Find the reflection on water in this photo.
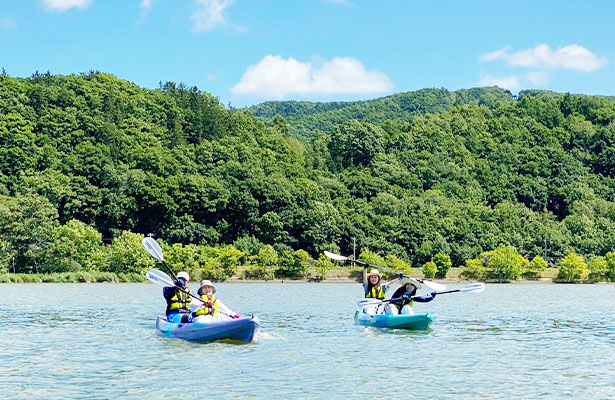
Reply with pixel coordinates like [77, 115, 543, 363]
[1, 282, 615, 399]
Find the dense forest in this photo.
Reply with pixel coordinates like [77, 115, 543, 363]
[2, 71, 615, 282]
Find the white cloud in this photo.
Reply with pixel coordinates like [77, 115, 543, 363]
[478, 75, 520, 91]
[0, 16, 17, 29]
[42, 0, 92, 12]
[325, 0, 353, 5]
[230, 55, 393, 98]
[140, 0, 154, 10]
[480, 44, 607, 72]
[190, 0, 232, 32]
[525, 71, 551, 86]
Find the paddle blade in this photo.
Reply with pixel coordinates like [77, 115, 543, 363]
[460, 282, 485, 294]
[418, 279, 447, 291]
[357, 299, 382, 307]
[142, 237, 164, 262]
[146, 269, 175, 288]
[324, 251, 349, 262]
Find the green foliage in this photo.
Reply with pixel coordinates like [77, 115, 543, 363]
[384, 254, 412, 276]
[587, 256, 607, 281]
[461, 258, 486, 280]
[249, 245, 278, 280]
[107, 231, 155, 274]
[43, 219, 103, 273]
[557, 253, 588, 281]
[605, 251, 615, 281]
[0, 192, 58, 273]
[276, 249, 312, 279]
[313, 254, 334, 280]
[358, 249, 385, 271]
[481, 245, 528, 281]
[3, 72, 615, 280]
[432, 253, 452, 278]
[422, 261, 437, 279]
[524, 255, 548, 279]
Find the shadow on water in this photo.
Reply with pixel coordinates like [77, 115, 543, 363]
[357, 325, 433, 337]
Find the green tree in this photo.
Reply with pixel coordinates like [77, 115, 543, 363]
[277, 249, 311, 279]
[385, 254, 412, 276]
[422, 261, 437, 279]
[0, 193, 58, 273]
[605, 251, 615, 281]
[43, 219, 103, 273]
[107, 231, 155, 274]
[481, 245, 528, 281]
[358, 249, 385, 272]
[588, 256, 607, 281]
[461, 258, 486, 280]
[432, 253, 452, 278]
[557, 253, 588, 281]
[314, 254, 334, 280]
[524, 255, 548, 280]
[253, 245, 278, 280]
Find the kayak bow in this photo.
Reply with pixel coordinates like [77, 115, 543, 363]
[155, 315, 260, 343]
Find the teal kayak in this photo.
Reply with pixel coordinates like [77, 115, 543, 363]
[156, 315, 260, 343]
[354, 310, 433, 330]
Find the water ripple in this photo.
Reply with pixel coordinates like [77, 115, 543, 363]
[1, 283, 615, 399]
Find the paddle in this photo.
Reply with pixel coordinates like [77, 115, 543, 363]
[146, 269, 236, 318]
[142, 237, 178, 281]
[324, 251, 447, 291]
[357, 282, 485, 307]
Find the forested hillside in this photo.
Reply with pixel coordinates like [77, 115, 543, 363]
[249, 87, 515, 137]
[2, 71, 615, 280]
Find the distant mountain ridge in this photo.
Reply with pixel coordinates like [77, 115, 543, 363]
[248, 87, 515, 135]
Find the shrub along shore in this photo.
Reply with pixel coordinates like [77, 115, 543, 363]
[0, 267, 588, 284]
[1, 233, 612, 284]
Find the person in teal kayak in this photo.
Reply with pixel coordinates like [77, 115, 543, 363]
[388, 278, 436, 315]
[163, 271, 193, 323]
[363, 268, 396, 299]
[192, 280, 240, 322]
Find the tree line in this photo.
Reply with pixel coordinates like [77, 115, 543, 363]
[2, 70, 615, 282]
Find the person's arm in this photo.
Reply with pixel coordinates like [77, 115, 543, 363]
[163, 286, 175, 300]
[362, 267, 368, 283]
[412, 292, 437, 303]
[383, 278, 398, 288]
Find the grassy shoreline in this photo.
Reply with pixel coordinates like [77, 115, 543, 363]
[1, 267, 599, 284]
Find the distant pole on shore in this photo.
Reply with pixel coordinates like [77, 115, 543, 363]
[352, 237, 356, 268]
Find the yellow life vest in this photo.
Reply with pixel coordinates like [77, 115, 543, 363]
[167, 287, 191, 313]
[366, 286, 385, 300]
[193, 294, 220, 316]
[396, 297, 414, 311]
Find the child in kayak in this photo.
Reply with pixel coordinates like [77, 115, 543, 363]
[163, 271, 193, 323]
[363, 268, 397, 299]
[191, 280, 241, 322]
[387, 278, 436, 315]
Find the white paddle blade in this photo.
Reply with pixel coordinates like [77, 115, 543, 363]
[146, 269, 175, 288]
[357, 299, 382, 307]
[324, 251, 349, 262]
[460, 282, 485, 294]
[142, 237, 165, 262]
[418, 279, 447, 291]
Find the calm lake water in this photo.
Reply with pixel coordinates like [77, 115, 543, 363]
[1, 282, 614, 399]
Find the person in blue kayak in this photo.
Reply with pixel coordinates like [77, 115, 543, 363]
[191, 280, 240, 322]
[388, 278, 436, 315]
[163, 271, 193, 323]
[363, 268, 397, 299]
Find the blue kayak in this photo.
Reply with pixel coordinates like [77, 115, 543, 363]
[156, 315, 260, 343]
[354, 310, 433, 330]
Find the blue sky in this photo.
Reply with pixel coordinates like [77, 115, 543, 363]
[1, 0, 613, 107]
